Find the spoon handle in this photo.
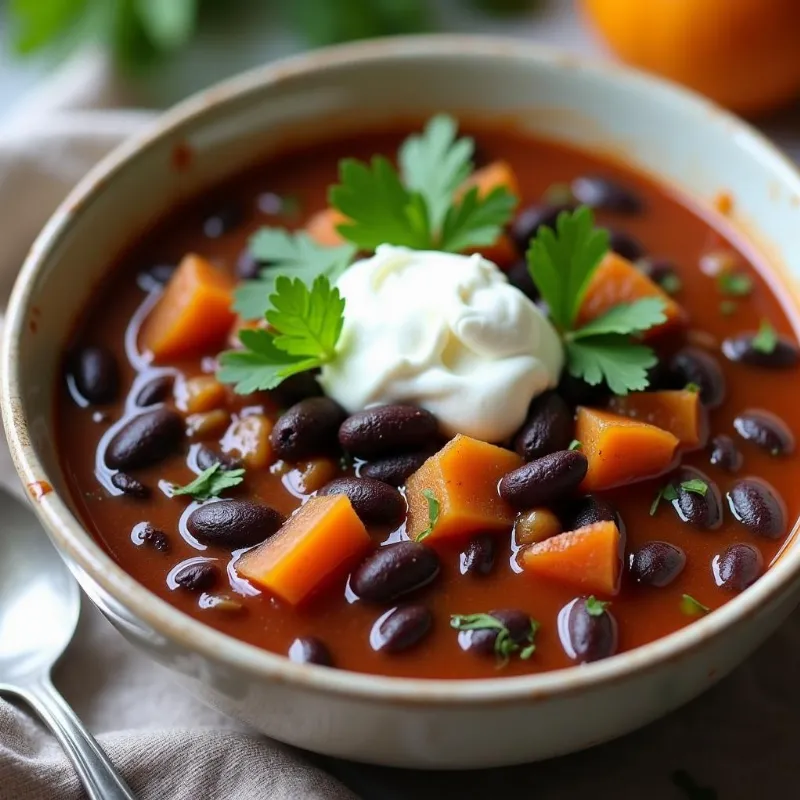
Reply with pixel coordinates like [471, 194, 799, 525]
[14, 677, 137, 800]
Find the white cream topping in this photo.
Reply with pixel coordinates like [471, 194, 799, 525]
[319, 245, 564, 442]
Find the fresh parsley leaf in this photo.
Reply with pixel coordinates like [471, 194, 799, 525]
[752, 319, 778, 354]
[719, 300, 738, 316]
[567, 298, 666, 340]
[233, 228, 355, 320]
[585, 596, 609, 616]
[136, 0, 197, 50]
[680, 478, 708, 496]
[680, 594, 710, 617]
[218, 275, 345, 394]
[718, 272, 753, 297]
[329, 156, 431, 250]
[399, 114, 474, 233]
[416, 489, 440, 542]
[568, 439, 582, 451]
[438, 185, 517, 253]
[684, 382, 700, 393]
[450, 612, 538, 667]
[526, 206, 610, 330]
[566, 336, 657, 396]
[650, 483, 678, 515]
[171, 463, 245, 501]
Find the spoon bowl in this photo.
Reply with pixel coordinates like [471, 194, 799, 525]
[0, 486, 79, 685]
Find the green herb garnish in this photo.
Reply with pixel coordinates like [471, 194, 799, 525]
[719, 299, 738, 316]
[684, 382, 700, 393]
[680, 594, 710, 617]
[718, 272, 753, 297]
[526, 207, 666, 395]
[330, 114, 517, 252]
[680, 478, 708, 497]
[585, 596, 610, 616]
[450, 613, 539, 666]
[170, 463, 245, 501]
[752, 319, 778, 354]
[218, 274, 345, 394]
[659, 272, 682, 295]
[415, 489, 440, 542]
[650, 483, 678, 515]
[233, 229, 355, 320]
[568, 439, 582, 451]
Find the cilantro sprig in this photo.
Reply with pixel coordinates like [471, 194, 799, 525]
[415, 489, 441, 542]
[680, 594, 710, 617]
[650, 478, 708, 515]
[526, 207, 666, 395]
[218, 275, 345, 394]
[450, 612, 539, 667]
[753, 320, 778, 354]
[171, 463, 245, 501]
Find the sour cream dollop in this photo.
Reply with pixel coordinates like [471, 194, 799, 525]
[319, 245, 564, 442]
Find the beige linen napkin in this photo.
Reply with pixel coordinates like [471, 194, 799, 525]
[0, 51, 355, 800]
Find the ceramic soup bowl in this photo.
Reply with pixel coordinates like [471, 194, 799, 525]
[4, 37, 800, 769]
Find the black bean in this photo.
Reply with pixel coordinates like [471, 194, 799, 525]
[499, 450, 588, 510]
[733, 409, 794, 456]
[350, 541, 440, 603]
[670, 467, 723, 530]
[457, 609, 534, 656]
[235, 249, 264, 280]
[513, 391, 573, 461]
[188, 499, 283, 549]
[712, 544, 763, 592]
[571, 176, 643, 214]
[269, 371, 322, 408]
[174, 562, 219, 592]
[70, 345, 119, 405]
[338, 405, 439, 460]
[510, 203, 574, 250]
[270, 397, 346, 461]
[105, 408, 184, 471]
[360, 451, 431, 487]
[460, 534, 496, 577]
[608, 229, 646, 261]
[111, 472, 150, 498]
[709, 434, 743, 473]
[506, 259, 539, 301]
[629, 541, 686, 587]
[140, 524, 169, 552]
[135, 374, 174, 407]
[557, 371, 611, 408]
[722, 332, 799, 368]
[288, 636, 333, 666]
[669, 347, 726, 408]
[558, 494, 618, 531]
[727, 478, 785, 539]
[370, 605, 432, 653]
[317, 476, 406, 526]
[193, 445, 240, 473]
[557, 597, 618, 663]
[203, 203, 242, 238]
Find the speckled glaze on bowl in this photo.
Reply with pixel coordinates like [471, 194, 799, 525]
[4, 37, 800, 769]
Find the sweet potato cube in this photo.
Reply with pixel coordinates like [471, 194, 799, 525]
[518, 520, 622, 596]
[608, 390, 706, 449]
[405, 435, 522, 542]
[459, 160, 520, 200]
[576, 407, 679, 491]
[236, 494, 371, 606]
[141, 254, 236, 361]
[577, 252, 687, 339]
[306, 208, 348, 247]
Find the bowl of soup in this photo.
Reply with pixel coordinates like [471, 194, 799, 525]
[3, 36, 800, 768]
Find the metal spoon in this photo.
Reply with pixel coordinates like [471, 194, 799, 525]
[0, 485, 136, 799]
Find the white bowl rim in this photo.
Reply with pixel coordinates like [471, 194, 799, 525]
[4, 34, 800, 707]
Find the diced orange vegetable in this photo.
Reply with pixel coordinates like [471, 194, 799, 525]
[178, 375, 227, 414]
[236, 494, 371, 606]
[577, 252, 687, 339]
[406, 435, 522, 542]
[469, 234, 518, 270]
[576, 406, 679, 490]
[306, 208, 348, 247]
[459, 160, 520, 200]
[608, 390, 706, 449]
[141, 254, 236, 361]
[221, 415, 274, 469]
[518, 520, 622, 596]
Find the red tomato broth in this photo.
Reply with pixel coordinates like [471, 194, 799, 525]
[56, 123, 800, 679]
